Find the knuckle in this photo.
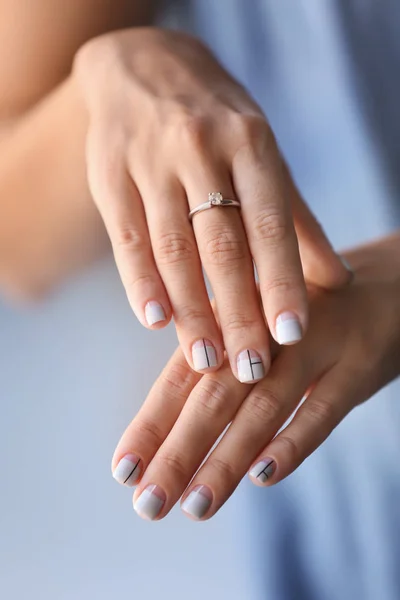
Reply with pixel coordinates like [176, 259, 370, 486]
[206, 455, 236, 487]
[194, 379, 229, 419]
[161, 363, 198, 397]
[234, 114, 276, 156]
[176, 113, 209, 150]
[174, 305, 209, 326]
[260, 273, 300, 297]
[303, 398, 337, 426]
[204, 228, 246, 267]
[156, 231, 196, 266]
[156, 452, 187, 480]
[275, 434, 299, 463]
[251, 210, 288, 245]
[224, 311, 258, 332]
[114, 225, 147, 253]
[243, 388, 282, 422]
[135, 417, 165, 450]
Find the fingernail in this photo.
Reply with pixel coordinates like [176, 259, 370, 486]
[134, 485, 166, 520]
[113, 454, 141, 487]
[145, 301, 166, 326]
[340, 256, 355, 281]
[276, 312, 302, 345]
[181, 485, 213, 520]
[192, 339, 218, 371]
[249, 459, 276, 484]
[237, 349, 265, 383]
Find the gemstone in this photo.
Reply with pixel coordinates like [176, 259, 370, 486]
[209, 192, 223, 205]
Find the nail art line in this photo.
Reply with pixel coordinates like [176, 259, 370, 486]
[123, 458, 141, 484]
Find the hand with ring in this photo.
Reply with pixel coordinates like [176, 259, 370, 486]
[74, 28, 351, 381]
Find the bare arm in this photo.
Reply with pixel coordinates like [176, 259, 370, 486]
[0, 0, 156, 300]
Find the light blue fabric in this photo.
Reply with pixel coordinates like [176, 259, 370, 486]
[161, 1, 400, 599]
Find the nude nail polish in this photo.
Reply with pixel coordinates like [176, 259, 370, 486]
[181, 485, 213, 520]
[192, 339, 218, 371]
[237, 350, 265, 383]
[249, 459, 276, 483]
[113, 454, 141, 487]
[134, 485, 166, 520]
[276, 312, 302, 345]
[145, 301, 166, 326]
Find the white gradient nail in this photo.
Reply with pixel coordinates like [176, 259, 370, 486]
[113, 454, 141, 487]
[249, 459, 276, 483]
[192, 339, 218, 371]
[181, 485, 213, 520]
[237, 350, 265, 383]
[145, 301, 166, 326]
[276, 312, 302, 345]
[134, 485, 166, 520]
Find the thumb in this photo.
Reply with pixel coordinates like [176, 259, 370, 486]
[284, 162, 353, 289]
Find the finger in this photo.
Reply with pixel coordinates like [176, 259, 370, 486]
[132, 361, 249, 520]
[86, 129, 171, 329]
[133, 170, 224, 374]
[111, 346, 200, 487]
[285, 161, 354, 288]
[178, 345, 315, 520]
[249, 364, 361, 486]
[179, 143, 270, 383]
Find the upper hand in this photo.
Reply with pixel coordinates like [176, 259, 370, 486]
[74, 28, 350, 380]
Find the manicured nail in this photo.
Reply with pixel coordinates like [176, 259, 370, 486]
[134, 485, 166, 520]
[340, 256, 355, 281]
[113, 454, 141, 487]
[276, 312, 302, 345]
[192, 339, 218, 371]
[237, 349, 265, 383]
[181, 485, 213, 520]
[145, 301, 166, 326]
[249, 459, 276, 484]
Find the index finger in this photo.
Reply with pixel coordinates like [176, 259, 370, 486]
[111, 347, 199, 487]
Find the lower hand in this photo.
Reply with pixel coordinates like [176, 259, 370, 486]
[111, 233, 400, 520]
[74, 28, 350, 380]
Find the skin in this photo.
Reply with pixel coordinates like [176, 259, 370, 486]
[112, 232, 400, 520]
[0, 1, 348, 381]
[75, 28, 351, 379]
[0, 0, 155, 299]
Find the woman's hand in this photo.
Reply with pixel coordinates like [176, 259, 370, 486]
[74, 28, 350, 380]
[111, 233, 400, 520]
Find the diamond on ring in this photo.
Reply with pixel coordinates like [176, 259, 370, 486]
[209, 192, 223, 206]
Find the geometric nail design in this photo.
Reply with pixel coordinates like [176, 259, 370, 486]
[145, 301, 166, 326]
[249, 459, 276, 484]
[181, 485, 213, 520]
[192, 339, 218, 371]
[113, 454, 142, 487]
[275, 312, 302, 345]
[237, 349, 265, 383]
[133, 484, 166, 520]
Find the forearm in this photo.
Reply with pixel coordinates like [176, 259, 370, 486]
[0, 75, 108, 300]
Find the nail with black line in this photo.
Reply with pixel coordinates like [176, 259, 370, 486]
[249, 459, 276, 484]
[192, 339, 218, 371]
[113, 454, 142, 487]
[237, 349, 265, 383]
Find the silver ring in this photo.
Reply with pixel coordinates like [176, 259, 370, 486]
[189, 192, 241, 222]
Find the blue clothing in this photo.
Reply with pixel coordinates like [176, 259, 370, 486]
[162, 1, 400, 599]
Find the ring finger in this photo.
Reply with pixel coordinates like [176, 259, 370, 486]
[181, 157, 271, 383]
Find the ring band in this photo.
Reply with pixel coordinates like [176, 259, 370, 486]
[189, 192, 241, 222]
